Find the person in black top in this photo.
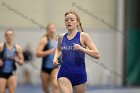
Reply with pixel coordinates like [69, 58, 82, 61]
[22, 44, 33, 84]
[36, 24, 59, 93]
[0, 29, 24, 93]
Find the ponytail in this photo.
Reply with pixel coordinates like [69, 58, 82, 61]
[79, 22, 84, 32]
[43, 32, 49, 38]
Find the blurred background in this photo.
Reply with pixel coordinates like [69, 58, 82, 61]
[0, 0, 140, 93]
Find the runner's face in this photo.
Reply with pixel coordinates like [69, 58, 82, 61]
[65, 13, 79, 31]
[5, 31, 14, 43]
[48, 25, 56, 36]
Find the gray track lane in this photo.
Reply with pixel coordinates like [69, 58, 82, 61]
[11, 85, 140, 93]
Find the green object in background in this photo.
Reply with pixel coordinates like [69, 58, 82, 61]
[126, 0, 140, 86]
[127, 29, 140, 85]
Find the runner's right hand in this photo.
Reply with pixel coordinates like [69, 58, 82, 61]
[49, 49, 55, 54]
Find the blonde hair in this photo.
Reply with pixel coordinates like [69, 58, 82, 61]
[65, 10, 84, 32]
